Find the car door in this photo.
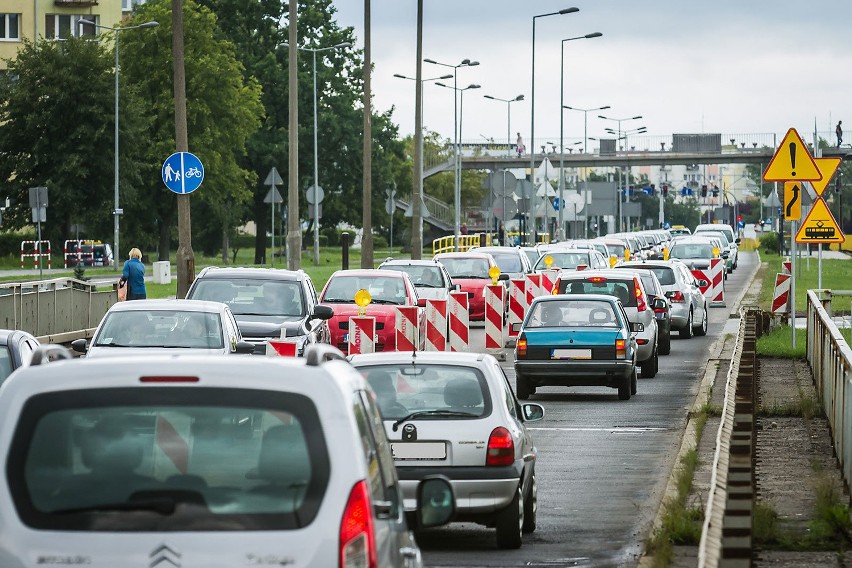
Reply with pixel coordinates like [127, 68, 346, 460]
[678, 264, 704, 318]
[303, 275, 329, 344]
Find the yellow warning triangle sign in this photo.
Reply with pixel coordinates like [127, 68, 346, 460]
[810, 157, 841, 196]
[795, 198, 844, 243]
[763, 128, 822, 182]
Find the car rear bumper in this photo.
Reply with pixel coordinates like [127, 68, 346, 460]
[397, 465, 521, 514]
[515, 359, 633, 387]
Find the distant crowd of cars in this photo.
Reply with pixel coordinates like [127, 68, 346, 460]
[0, 222, 740, 564]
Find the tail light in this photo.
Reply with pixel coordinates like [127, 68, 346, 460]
[615, 339, 626, 359]
[339, 481, 377, 568]
[589, 276, 607, 283]
[634, 277, 647, 312]
[516, 335, 527, 359]
[669, 291, 685, 303]
[486, 426, 515, 466]
[637, 338, 649, 345]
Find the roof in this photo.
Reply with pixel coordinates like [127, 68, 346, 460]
[557, 269, 642, 281]
[378, 259, 443, 267]
[105, 299, 230, 314]
[530, 293, 619, 305]
[433, 252, 494, 260]
[329, 268, 408, 279]
[196, 267, 304, 281]
[349, 350, 491, 366]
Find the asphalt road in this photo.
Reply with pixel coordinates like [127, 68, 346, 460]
[418, 253, 758, 568]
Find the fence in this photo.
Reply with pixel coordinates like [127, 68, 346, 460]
[20, 240, 51, 269]
[432, 234, 495, 256]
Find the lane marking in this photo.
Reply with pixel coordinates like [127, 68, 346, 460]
[528, 426, 669, 433]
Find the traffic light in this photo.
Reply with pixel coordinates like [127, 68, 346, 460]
[712, 185, 720, 197]
[662, 185, 668, 198]
[700, 185, 708, 198]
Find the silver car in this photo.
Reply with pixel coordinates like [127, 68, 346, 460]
[0, 345, 454, 567]
[533, 246, 609, 271]
[554, 269, 660, 378]
[350, 350, 544, 550]
[378, 258, 456, 306]
[617, 260, 708, 338]
[469, 246, 533, 280]
[695, 223, 739, 269]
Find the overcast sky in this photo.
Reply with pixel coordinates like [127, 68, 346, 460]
[332, 1, 852, 150]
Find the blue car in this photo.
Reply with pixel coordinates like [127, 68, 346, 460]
[514, 294, 642, 401]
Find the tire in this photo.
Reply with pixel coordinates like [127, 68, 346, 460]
[618, 373, 631, 400]
[679, 310, 694, 339]
[640, 347, 658, 378]
[694, 305, 708, 336]
[522, 472, 537, 534]
[516, 376, 531, 400]
[630, 368, 638, 395]
[659, 330, 671, 355]
[496, 485, 524, 549]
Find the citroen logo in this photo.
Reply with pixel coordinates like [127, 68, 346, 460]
[149, 544, 181, 568]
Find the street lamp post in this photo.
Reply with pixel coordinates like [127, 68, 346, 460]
[282, 42, 351, 266]
[79, 19, 159, 269]
[484, 93, 524, 239]
[424, 58, 478, 250]
[564, 104, 609, 237]
[599, 114, 643, 231]
[530, 7, 578, 246]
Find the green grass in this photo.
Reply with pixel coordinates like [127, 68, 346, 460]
[756, 325, 852, 359]
[758, 252, 852, 313]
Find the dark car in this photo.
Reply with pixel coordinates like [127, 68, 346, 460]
[185, 267, 333, 355]
[0, 329, 40, 385]
[614, 267, 672, 355]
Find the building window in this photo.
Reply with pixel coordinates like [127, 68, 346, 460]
[45, 14, 98, 39]
[123, 0, 147, 11]
[0, 14, 20, 41]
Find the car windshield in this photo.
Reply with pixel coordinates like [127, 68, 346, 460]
[523, 250, 541, 266]
[527, 299, 620, 328]
[436, 257, 490, 279]
[11, 388, 328, 530]
[620, 265, 675, 286]
[670, 243, 714, 259]
[191, 279, 305, 317]
[558, 277, 638, 308]
[322, 275, 408, 304]
[487, 252, 524, 273]
[606, 243, 626, 257]
[355, 364, 491, 420]
[380, 265, 444, 288]
[94, 310, 225, 349]
[534, 251, 591, 270]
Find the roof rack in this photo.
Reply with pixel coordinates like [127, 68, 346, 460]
[30, 345, 73, 366]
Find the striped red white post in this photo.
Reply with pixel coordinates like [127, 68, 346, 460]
[709, 258, 725, 306]
[782, 260, 792, 275]
[266, 339, 298, 357]
[395, 306, 419, 352]
[539, 269, 559, 296]
[508, 278, 526, 337]
[525, 274, 542, 305]
[348, 316, 376, 355]
[424, 299, 448, 352]
[690, 269, 712, 296]
[771, 273, 792, 314]
[448, 291, 470, 352]
[484, 284, 505, 351]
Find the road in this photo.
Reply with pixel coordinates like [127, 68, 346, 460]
[418, 253, 758, 568]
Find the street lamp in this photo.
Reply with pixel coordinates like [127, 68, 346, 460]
[564, 104, 609, 236]
[483, 93, 524, 237]
[599, 114, 643, 231]
[529, 7, 579, 245]
[282, 41, 351, 266]
[424, 58, 479, 250]
[557, 32, 602, 241]
[79, 19, 159, 269]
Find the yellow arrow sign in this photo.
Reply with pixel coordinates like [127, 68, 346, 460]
[795, 198, 844, 243]
[783, 181, 802, 221]
[811, 157, 842, 196]
[763, 128, 822, 182]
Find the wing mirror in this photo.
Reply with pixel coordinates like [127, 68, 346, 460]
[235, 341, 256, 354]
[498, 273, 510, 281]
[652, 298, 667, 310]
[697, 279, 709, 288]
[71, 338, 88, 353]
[452, 283, 461, 291]
[735, 238, 741, 244]
[312, 305, 335, 320]
[630, 322, 645, 333]
[414, 476, 456, 529]
[721, 251, 729, 258]
[522, 403, 545, 422]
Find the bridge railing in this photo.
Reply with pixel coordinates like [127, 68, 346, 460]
[0, 278, 117, 342]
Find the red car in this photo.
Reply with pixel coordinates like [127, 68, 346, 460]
[319, 269, 421, 352]
[433, 252, 500, 321]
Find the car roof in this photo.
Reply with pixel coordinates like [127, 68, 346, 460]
[196, 267, 304, 281]
[557, 269, 641, 281]
[378, 259, 443, 267]
[531, 293, 619, 305]
[329, 268, 408, 278]
[349, 350, 494, 366]
[471, 246, 522, 254]
[433, 252, 493, 260]
[105, 299, 230, 313]
[619, 260, 679, 269]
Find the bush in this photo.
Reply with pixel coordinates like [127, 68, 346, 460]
[0, 231, 37, 257]
[759, 231, 779, 254]
[321, 227, 340, 247]
[373, 234, 389, 249]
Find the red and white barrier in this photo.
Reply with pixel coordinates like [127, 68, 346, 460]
[395, 307, 419, 352]
[782, 260, 792, 275]
[154, 414, 190, 477]
[484, 284, 505, 351]
[20, 240, 51, 270]
[771, 273, 791, 314]
[709, 258, 725, 307]
[508, 278, 527, 337]
[448, 291, 470, 352]
[266, 339, 298, 357]
[539, 269, 559, 296]
[690, 268, 712, 297]
[525, 274, 542, 304]
[424, 299, 448, 352]
[348, 316, 376, 355]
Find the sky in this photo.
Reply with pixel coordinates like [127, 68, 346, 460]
[332, 1, 852, 151]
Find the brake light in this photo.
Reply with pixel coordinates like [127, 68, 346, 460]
[669, 291, 685, 303]
[339, 480, 377, 568]
[589, 276, 607, 283]
[637, 338, 649, 345]
[516, 335, 527, 359]
[140, 376, 200, 383]
[634, 277, 647, 312]
[615, 339, 626, 359]
[486, 426, 515, 466]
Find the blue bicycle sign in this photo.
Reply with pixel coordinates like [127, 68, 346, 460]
[162, 152, 204, 194]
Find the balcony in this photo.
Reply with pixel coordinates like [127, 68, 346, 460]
[54, 0, 99, 6]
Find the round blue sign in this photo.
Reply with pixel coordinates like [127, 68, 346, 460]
[162, 152, 204, 194]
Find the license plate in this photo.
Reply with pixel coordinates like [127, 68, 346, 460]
[391, 442, 447, 461]
[551, 348, 592, 360]
[342, 333, 348, 342]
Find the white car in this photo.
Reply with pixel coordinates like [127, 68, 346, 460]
[349, 350, 544, 550]
[0, 345, 454, 567]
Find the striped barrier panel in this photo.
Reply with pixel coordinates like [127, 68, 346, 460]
[20, 240, 51, 269]
[508, 278, 526, 337]
[691, 268, 712, 297]
[266, 339, 298, 357]
[448, 291, 470, 352]
[771, 273, 791, 314]
[539, 269, 559, 295]
[484, 284, 505, 351]
[709, 258, 726, 307]
[395, 306, 420, 352]
[154, 414, 192, 477]
[782, 260, 792, 275]
[348, 316, 376, 355]
[525, 274, 542, 305]
[424, 299, 448, 352]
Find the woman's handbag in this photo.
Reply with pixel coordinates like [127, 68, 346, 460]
[117, 279, 128, 302]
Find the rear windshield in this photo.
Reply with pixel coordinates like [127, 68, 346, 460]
[527, 299, 620, 328]
[696, 231, 730, 246]
[558, 277, 637, 307]
[355, 364, 492, 421]
[380, 264, 444, 288]
[523, 250, 541, 266]
[488, 252, 524, 273]
[9, 388, 329, 531]
[94, 310, 225, 349]
[323, 275, 408, 305]
[436, 257, 490, 279]
[617, 265, 675, 286]
[606, 243, 626, 257]
[670, 243, 714, 259]
[190, 279, 305, 317]
[534, 251, 591, 270]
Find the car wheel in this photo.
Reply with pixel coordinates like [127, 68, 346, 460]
[679, 310, 694, 339]
[695, 305, 708, 336]
[641, 347, 658, 378]
[522, 471, 537, 534]
[630, 368, 638, 395]
[496, 485, 524, 549]
[659, 330, 671, 355]
[516, 376, 531, 400]
[618, 373, 631, 400]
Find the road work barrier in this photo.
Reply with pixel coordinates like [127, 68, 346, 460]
[347, 316, 375, 355]
[266, 339, 298, 357]
[771, 274, 791, 314]
[484, 284, 505, 352]
[709, 258, 725, 307]
[424, 299, 448, 352]
[395, 306, 419, 352]
[508, 278, 526, 337]
[20, 240, 51, 269]
[539, 269, 559, 296]
[448, 291, 470, 352]
[525, 274, 542, 305]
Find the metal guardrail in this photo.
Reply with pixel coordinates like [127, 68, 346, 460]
[432, 234, 494, 256]
[806, 289, 852, 490]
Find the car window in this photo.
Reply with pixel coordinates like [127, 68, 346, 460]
[0, 346, 13, 384]
[191, 279, 305, 317]
[606, 243, 626, 257]
[527, 299, 619, 328]
[487, 252, 524, 273]
[670, 243, 713, 259]
[523, 250, 540, 266]
[10, 388, 329, 531]
[558, 277, 637, 308]
[94, 310, 225, 349]
[323, 275, 408, 305]
[534, 251, 590, 270]
[436, 257, 490, 279]
[382, 264, 444, 288]
[356, 364, 492, 420]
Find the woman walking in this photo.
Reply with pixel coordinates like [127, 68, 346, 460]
[120, 248, 147, 300]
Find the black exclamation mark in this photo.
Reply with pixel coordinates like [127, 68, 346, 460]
[789, 142, 797, 177]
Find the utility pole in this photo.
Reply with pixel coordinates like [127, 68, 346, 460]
[286, 0, 301, 270]
[411, 0, 423, 259]
[361, 0, 373, 268]
[173, 0, 194, 298]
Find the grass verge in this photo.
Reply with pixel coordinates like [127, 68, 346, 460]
[758, 252, 852, 313]
[756, 325, 852, 359]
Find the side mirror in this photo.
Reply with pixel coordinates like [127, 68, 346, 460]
[235, 341, 256, 354]
[697, 279, 709, 288]
[664, 291, 676, 299]
[71, 338, 88, 353]
[735, 238, 741, 244]
[417, 298, 427, 308]
[721, 251, 729, 258]
[630, 322, 645, 333]
[312, 305, 335, 320]
[522, 403, 545, 422]
[498, 273, 510, 282]
[414, 476, 455, 529]
[652, 298, 667, 310]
